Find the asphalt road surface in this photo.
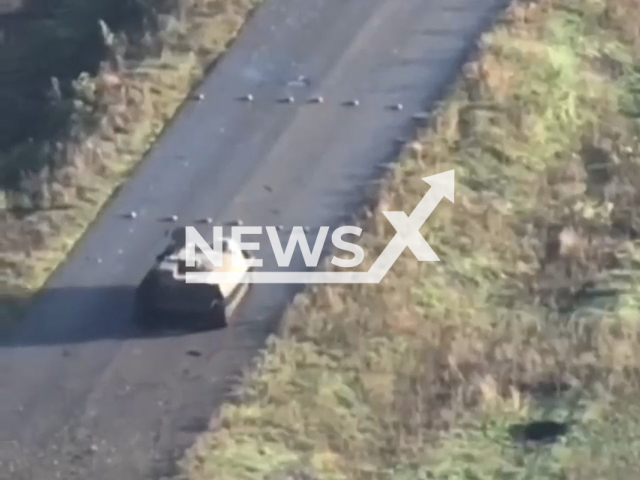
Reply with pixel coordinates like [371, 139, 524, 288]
[0, 0, 508, 478]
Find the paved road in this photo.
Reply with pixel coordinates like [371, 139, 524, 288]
[0, 0, 507, 478]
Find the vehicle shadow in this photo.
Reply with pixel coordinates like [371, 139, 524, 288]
[0, 282, 303, 349]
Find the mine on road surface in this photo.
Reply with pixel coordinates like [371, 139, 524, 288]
[0, 0, 508, 478]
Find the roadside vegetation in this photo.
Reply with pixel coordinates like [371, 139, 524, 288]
[0, 0, 260, 326]
[184, 0, 640, 478]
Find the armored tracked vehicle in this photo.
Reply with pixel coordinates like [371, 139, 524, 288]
[134, 229, 253, 331]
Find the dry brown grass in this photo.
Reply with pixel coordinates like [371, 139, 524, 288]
[182, 1, 640, 479]
[0, 0, 261, 327]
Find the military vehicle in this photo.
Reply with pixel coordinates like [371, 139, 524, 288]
[134, 229, 253, 331]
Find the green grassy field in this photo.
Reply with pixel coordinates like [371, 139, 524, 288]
[183, 1, 640, 478]
[0, 0, 261, 327]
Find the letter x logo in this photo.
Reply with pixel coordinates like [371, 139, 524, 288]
[366, 170, 454, 280]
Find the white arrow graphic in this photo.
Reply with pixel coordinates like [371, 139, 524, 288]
[365, 169, 454, 282]
[185, 169, 454, 284]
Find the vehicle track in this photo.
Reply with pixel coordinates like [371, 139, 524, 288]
[0, 0, 508, 478]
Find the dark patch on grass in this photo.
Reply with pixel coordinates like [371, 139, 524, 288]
[509, 420, 569, 444]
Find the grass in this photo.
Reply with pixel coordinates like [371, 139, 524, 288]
[182, 0, 640, 479]
[0, 0, 261, 327]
